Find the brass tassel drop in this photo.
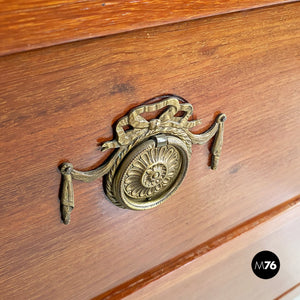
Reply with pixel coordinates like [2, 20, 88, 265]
[211, 114, 226, 170]
[60, 163, 74, 224]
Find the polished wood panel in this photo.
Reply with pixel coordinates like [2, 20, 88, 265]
[275, 283, 300, 300]
[0, 3, 300, 299]
[126, 201, 300, 300]
[0, 0, 297, 56]
[98, 196, 300, 299]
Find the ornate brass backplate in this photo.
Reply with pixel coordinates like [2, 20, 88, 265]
[59, 95, 226, 224]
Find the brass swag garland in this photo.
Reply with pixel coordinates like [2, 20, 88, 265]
[59, 95, 226, 224]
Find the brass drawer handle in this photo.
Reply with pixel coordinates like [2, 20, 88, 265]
[59, 95, 226, 224]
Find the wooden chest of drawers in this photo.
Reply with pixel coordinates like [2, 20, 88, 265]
[1, 1, 299, 299]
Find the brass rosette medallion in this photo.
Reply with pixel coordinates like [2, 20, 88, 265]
[59, 95, 226, 224]
[108, 136, 189, 210]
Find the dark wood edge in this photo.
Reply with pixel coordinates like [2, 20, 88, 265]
[0, 0, 298, 57]
[274, 282, 300, 300]
[94, 195, 300, 300]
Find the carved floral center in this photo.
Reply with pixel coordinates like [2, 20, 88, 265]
[123, 145, 181, 200]
[142, 163, 167, 188]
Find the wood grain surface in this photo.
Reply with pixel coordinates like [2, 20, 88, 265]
[98, 196, 300, 299]
[0, 3, 300, 299]
[0, 0, 297, 56]
[275, 283, 300, 300]
[125, 199, 300, 300]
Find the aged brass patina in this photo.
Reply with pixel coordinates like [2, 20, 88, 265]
[59, 95, 226, 224]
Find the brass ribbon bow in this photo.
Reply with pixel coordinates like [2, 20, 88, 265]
[101, 97, 225, 151]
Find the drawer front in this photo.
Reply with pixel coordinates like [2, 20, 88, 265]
[1, 3, 300, 299]
[125, 201, 300, 300]
[0, 0, 290, 56]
